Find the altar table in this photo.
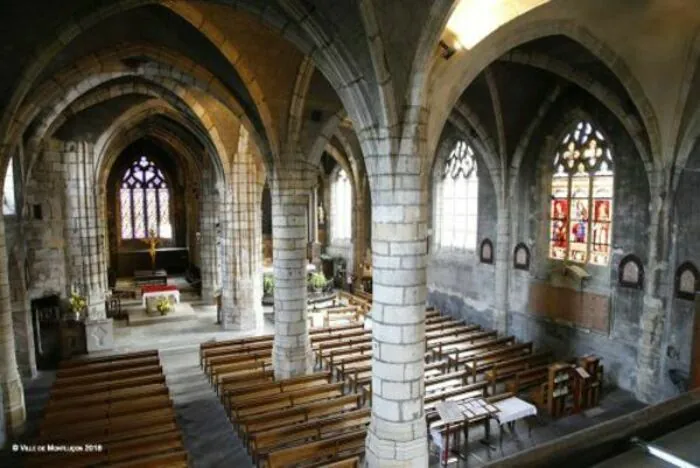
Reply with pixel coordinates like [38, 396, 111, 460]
[141, 284, 180, 307]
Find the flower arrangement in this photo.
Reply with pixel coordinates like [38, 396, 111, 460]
[309, 272, 327, 291]
[69, 292, 86, 314]
[156, 296, 172, 316]
[263, 273, 275, 296]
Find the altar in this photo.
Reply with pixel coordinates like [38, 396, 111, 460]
[141, 284, 180, 307]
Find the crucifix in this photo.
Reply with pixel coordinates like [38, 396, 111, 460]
[142, 228, 160, 271]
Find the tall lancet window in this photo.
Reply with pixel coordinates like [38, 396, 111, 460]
[119, 156, 172, 240]
[550, 121, 614, 265]
[2, 160, 15, 215]
[437, 140, 479, 250]
[331, 169, 352, 242]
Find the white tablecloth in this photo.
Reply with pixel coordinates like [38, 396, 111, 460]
[493, 397, 537, 425]
[142, 290, 180, 307]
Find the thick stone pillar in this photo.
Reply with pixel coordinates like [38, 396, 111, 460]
[9, 247, 37, 379]
[353, 175, 368, 287]
[271, 159, 316, 379]
[365, 145, 429, 467]
[220, 132, 264, 331]
[200, 171, 219, 303]
[0, 216, 26, 434]
[63, 142, 112, 352]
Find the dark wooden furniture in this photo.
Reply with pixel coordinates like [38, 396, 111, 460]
[117, 247, 189, 277]
[59, 321, 87, 360]
[134, 269, 168, 286]
[32, 295, 62, 370]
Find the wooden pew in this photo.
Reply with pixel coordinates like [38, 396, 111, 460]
[59, 350, 159, 369]
[230, 383, 345, 422]
[505, 364, 550, 394]
[446, 336, 517, 371]
[50, 374, 167, 400]
[56, 355, 161, 378]
[307, 455, 361, 468]
[223, 372, 333, 413]
[265, 429, 367, 468]
[250, 408, 370, 463]
[237, 394, 362, 437]
[433, 330, 498, 360]
[46, 383, 169, 410]
[485, 351, 553, 394]
[52, 364, 163, 389]
[42, 394, 172, 429]
[462, 342, 534, 381]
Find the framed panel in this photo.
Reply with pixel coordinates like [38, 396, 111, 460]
[675, 262, 699, 301]
[513, 243, 530, 271]
[479, 239, 493, 264]
[618, 254, 644, 289]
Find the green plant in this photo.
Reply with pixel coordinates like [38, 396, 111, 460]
[156, 297, 172, 316]
[263, 273, 275, 296]
[309, 272, 327, 290]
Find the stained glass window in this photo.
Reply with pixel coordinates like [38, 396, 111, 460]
[119, 156, 171, 240]
[331, 169, 352, 241]
[2, 160, 15, 216]
[437, 141, 479, 250]
[550, 121, 613, 265]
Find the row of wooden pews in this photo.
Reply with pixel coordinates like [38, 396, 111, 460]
[200, 298, 371, 467]
[27, 350, 188, 468]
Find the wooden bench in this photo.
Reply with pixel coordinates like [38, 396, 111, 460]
[52, 364, 163, 389]
[50, 374, 167, 400]
[211, 359, 273, 390]
[56, 355, 161, 378]
[462, 342, 534, 381]
[230, 383, 345, 422]
[432, 330, 499, 360]
[250, 408, 370, 463]
[447, 336, 517, 371]
[485, 351, 553, 394]
[238, 394, 362, 437]
[46, 383, 169, 410]
[59, 350, 159, 369]
[505, 364, 550, 394]
[42, 394, 172, 429]
[265, 429, 367, 468]
[224, 372, 334, 413]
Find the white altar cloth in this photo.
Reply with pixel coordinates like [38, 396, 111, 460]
[142, 290, 180, 308]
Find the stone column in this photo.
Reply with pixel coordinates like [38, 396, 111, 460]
[63, 141, 112, 352]
[635, 171, 670, 402]
[0, 215, 26, 435]
[271, 159, 316, 379]
[220, 131, 264, 331]
[199, 170, 219, 303]
[365, 141, 429, 467]
[9, 246, 37, 379]
[353, 175, 368, 288]
[493, 202, 510, 334]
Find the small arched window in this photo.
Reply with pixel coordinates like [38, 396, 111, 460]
[437, 140, 479, 250]
[2, 159, 15, 215]
[331, 169, 352, 242]
[119, 156, 172, 240]
[550, 121, 614, 265]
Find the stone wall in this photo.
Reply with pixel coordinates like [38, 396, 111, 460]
[428, 93, 654, 395]
[24, 143, 67, 299]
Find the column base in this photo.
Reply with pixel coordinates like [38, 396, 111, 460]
[272, 344, 313, 379]
[365, 429, 428, 468]
[85, 318, 114, 353]
[1, 377, 26, 437]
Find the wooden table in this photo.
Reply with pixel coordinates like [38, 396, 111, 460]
[429, 398, 500, 466]
[492, 397, 538, 452]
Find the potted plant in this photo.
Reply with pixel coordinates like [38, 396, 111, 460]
[156, 296, 172, 316]
[68, 291, 86, 321]
[309, 272, 327, 294]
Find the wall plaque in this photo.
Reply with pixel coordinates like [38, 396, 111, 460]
[618, 254, 644, 289]
[514, 243, 530, 270]
[480, 239, 493, 264]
